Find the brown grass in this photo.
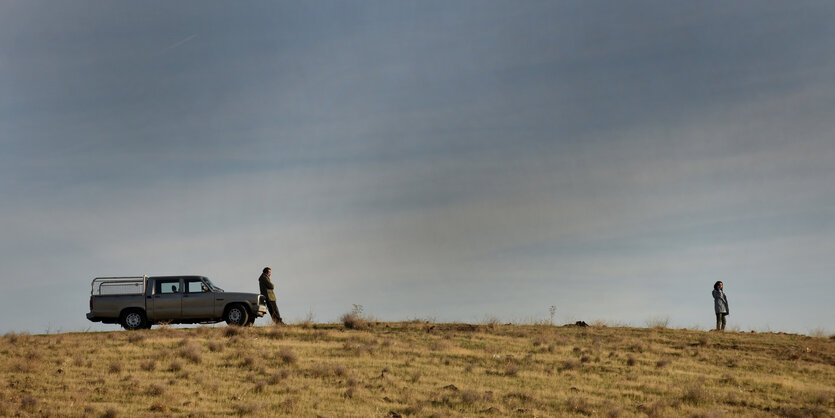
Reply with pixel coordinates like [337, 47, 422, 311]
[0, 323, 832, 416]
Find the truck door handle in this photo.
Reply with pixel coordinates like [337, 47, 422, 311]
[216, 298, 224, 301]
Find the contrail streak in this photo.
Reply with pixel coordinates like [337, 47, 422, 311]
[160, 34, 197, 53]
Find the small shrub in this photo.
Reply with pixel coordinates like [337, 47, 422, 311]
[169, 359, 184, 372]
[626, 356, 636, 367]
[461, 389, 481, 404]
[341, 304, 372, 330]
[278, 347, 297, 364]
[566, 396, 593, 415]
[410, 371, 422, 382]
[103, 407, 119, 418]
[298, 310, 315, 328]
[232, 402, 259, 416]
[656, 359, 669, 368]
[645, 316, 670, 329]
[266, 327, 284, 340]
[504, 362, 520, 376]
[253, 381, 266, 393]
[240, 355, 256, 369]
[178, 342, 202, 364]
[561, 360, 580, 371]
[21, 395, 38, 412]
[682, 382, 707, 405]
[208, 340, 224, 352]
[147, 383, 165, 396]
[149, 402, 167, 412]
[224, 327, 241, 338]
[109, 361, 122, 374]
[141, 360, 157, 372]
[127, 333, 145, 344]
[269, 369, 289, 384]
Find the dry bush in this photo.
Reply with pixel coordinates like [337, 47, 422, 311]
[298, 311, 316, 329]
[21, 394, 38, 412]
[207, 340, 224, 352]
[224, 327, 241, 338]
[410, 371, 422, 382]
[561, 359, 580, 371]
[146, 383, 165, 396]
[656, 359, 670, 368]
[169, 359, 184, 372]
[109, 361, 122, 374]
[268, 369, 289, 384]
[266, 327, 284, 340]
[682, 382, 707, 405]
[566, 396, 594, 415]
[140, 360, 157, 371]
[481, 316, 500, 330]
[626, 356, 636, 367]
[240, 355, 257, 369]
[3, 331, 29, 345]
[126, 333, 145, 344]
[149, 402, 167, 413]
[309, 362, 347, 378]
[11, 360, 38, 373]
[504, 362, 520, 376]
[774, 406, 829, 418]
[178, 341, 202, 364]
[253, 381, 266, 393]
[278, 347, 298, 364]
[460, 389, 481, 404]
[103, 407, 119, 418]
[232, 402, 260, 416]
[645, 316, 670, 329]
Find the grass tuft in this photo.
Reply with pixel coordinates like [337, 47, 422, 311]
[278, 347, 298, 364]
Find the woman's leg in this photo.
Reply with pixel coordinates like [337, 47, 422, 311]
[716, 313, 721, 330]
[720, 313, 727, 330]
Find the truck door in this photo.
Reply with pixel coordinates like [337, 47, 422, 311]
[182, 277, 216, 319]
[148, 278, 182, 320]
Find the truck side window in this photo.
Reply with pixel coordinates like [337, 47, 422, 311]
[157, 280, 180, 294]
[186, 279, 208, 293]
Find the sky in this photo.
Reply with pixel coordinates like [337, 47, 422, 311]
[1, 1, 834, 335]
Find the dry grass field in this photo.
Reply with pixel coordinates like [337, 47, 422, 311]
[1, 319, 833, 417]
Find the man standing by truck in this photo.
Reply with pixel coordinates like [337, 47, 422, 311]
[259, 267, 283, 324]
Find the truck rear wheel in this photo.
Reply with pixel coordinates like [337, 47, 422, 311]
[120, 309, 148, 331]
[225, 304, 249, 326]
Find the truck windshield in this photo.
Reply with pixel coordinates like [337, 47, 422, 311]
[204, 278, 223, 292]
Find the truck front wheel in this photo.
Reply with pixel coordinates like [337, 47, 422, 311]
[225, 304, 249, 327]
[120, 309, 148, 331]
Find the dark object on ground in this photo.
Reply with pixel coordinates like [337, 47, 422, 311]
[575, 321, 589, 327]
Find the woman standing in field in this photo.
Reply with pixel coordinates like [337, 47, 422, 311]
[713, 281, 729, 330]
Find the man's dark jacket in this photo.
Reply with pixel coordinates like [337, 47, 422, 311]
[259, 273, 276, 301]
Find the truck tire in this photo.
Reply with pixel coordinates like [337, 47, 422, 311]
[120, 309, 148, 331]
[225, 304, 249, 326]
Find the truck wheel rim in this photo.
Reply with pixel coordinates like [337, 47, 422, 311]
[126, 313, 142, 328]
[229, 309, 242, 323]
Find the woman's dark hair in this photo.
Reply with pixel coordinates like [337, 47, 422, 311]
[713, 281, 723, 290]
[263, 267, 271, 274]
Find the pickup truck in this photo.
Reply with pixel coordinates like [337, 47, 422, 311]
[86, 275, 267, 330]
